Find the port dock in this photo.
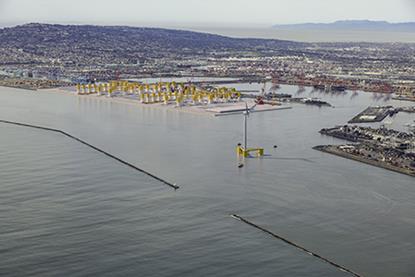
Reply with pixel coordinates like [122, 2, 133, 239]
[348, 106, 415, 123]
[348, 106, 395, 123]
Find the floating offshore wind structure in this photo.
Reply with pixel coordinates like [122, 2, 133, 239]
[236, 103, 264, 158]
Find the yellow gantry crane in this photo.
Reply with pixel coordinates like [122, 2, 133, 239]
[75, 81, 241, 106]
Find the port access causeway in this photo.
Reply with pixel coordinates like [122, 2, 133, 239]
[315, 125, 415, 177]
[314, 145, 415, 177]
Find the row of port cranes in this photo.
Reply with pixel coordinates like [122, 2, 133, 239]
[75, 81, 242, 106]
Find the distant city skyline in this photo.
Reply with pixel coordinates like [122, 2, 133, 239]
[0, 0, 414, 27]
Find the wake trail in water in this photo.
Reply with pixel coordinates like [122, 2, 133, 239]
[262, 156, 315, 163]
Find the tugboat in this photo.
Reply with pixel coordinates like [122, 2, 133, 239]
[332, 85, 347, 92]
[301, 97, 331, 107]
[269, 92, 292, 99]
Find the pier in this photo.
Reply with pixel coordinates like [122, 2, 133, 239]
[348, 106, 395, 123]
[348, 106, 415, 124]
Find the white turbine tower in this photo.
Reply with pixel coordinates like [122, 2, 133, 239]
[237, 101, 263, 161]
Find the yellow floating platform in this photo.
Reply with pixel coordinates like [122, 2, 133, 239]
[237, 146, 264, 157]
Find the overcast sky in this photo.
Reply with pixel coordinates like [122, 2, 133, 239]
[0, 0, 414, 27]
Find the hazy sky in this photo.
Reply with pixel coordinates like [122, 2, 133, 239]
[0, 0, 414, 27]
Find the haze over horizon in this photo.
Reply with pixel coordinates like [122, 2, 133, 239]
[0, 0, 414, 28]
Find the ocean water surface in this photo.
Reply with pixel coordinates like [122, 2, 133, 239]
[1, 84, 415, 276]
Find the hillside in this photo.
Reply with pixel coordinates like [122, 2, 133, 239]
[0, 23, 301, 65]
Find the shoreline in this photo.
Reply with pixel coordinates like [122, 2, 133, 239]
[313, 145, 415, 177]
[0, 84, 37, 91]
[392, 96, 415, 102]
[2, 80, 412, 101]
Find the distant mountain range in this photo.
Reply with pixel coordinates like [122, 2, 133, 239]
[273, 20, 415, 32]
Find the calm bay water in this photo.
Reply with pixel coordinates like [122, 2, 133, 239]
[177, 26, 415, 43]
[0, 84, 415, 276]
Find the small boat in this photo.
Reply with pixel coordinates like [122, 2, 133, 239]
[301, 98, 331, 107]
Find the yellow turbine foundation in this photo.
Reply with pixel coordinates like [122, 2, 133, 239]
[237, 146, 264, 158]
